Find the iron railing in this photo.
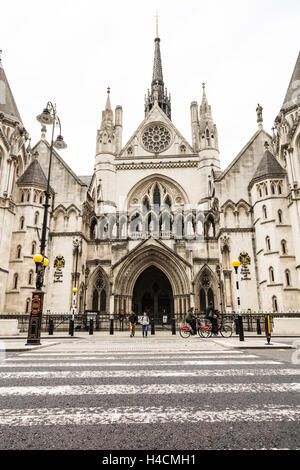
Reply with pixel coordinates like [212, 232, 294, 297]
[0, 312, 300, 333]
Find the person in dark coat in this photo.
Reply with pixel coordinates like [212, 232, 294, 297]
[128, 310, 137, 337]
[205, 301, 218, 335]
[185, 307, 197, 335]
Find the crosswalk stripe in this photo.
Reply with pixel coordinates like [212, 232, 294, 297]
[0, 368, 299, 379]
[5, 354, 258, 362]
[0, 360, 282, 368]
[18, 351, 244, 356]
[0, 405, 299, 425]
[0, 383, 298, 396]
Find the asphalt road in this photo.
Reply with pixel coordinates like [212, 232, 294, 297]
[0, 341, 299, 451]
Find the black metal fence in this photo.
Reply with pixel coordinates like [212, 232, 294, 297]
[0, 312, 300, 334]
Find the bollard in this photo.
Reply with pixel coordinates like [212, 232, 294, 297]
[172, 315, 176, 335]
[151, 317, 155, 335]
[265, 314, 272, 345]
[89, 319, 94, 335]
[238, 314, 244, 342]
[257, 318, 262, 335]
[110, 317, 114, 335]
[48, 319, 54, 335]
[235, 317, 240, 335]
[69, 319, 74, 337]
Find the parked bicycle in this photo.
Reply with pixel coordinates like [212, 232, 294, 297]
[179, 319, 203, 338]
[179, 316, 233, 338]
[200, 316, 233, 338]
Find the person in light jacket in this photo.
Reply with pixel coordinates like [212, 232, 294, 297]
[141, 311, 150, 338]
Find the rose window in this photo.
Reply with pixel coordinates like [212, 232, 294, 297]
[142, 124, 171, 153]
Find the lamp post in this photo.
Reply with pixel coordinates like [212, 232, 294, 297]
[70, 287, 78, 336]
[26, 102, 67, 345]
[231, 259, 244, 341]
[215, 264, 223, 314]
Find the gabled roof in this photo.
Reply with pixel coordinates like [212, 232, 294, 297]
[78, 175, 93, 187]
[215, 129, 272, 181]
[119, 101, 194, 157]
[31, 139, 88, 187]
[251, 148, 286, 184]
[0, 57, 22, 124]
[17, 158, 48, 187]
[281, 51, 300, 110]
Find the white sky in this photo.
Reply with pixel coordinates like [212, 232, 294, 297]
[1, 0, 299, 176]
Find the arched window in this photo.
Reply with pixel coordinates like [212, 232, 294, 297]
[19, 217, 25, 230]
[28, 270, 33, 285]
[33, 192, 37, 203]
[25, 298, 31, 314]
[153, 184, 161, 208]
[40, 194, 43, 204]
[34, 212, 39, 225]
[206, 129, 210, 146]
[31, 242, 36, 255]
[200, 288, 206, 313]
[278, 210, 283, 224]
[278, 183, 282, 195]
[258, 187, 262, 198]
[269, 267, 275, 283]
[271, 184, 276, 195]
[142, 197, 150, 213]
[16, 245, 21, 259]
[281, 240, 287, 255]
[90, 219, 97, 240]
[20, 192, 24, 203]
[100, 289, 106, 312]
[164, 195, 172, 210]
[272, 296, 278, 313]
[92, 289, 98, 311]
[264, 185, 268, 196]
[27, 191, 30, 202]
[13, 273, 18, 289]
[285, 269, 291, 287]
[262, 205, 267, 219]
[266, 236, 271, 251]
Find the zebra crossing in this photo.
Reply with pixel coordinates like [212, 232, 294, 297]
[0, 348, 299, 449]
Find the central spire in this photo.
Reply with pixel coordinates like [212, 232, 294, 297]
[144, 14, 171, 120]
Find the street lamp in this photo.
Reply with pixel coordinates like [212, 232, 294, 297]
[231, 259, 244, 341]
[26, 102, 67, 345]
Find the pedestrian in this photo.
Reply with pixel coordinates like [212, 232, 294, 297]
[205, 301, 218, 335]
[141, 311, 150, 338]
[185, 306, 197, 335]
[128, 310, 137, 337]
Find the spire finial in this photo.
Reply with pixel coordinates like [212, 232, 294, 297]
[155, 10, 159, 39]
[105, 87, 111, 111]
[256, 103, 263, 130]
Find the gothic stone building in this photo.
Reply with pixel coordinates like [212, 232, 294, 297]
[0, 37, 300, 320]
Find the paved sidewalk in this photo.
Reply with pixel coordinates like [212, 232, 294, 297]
[0, 331, 298, 353]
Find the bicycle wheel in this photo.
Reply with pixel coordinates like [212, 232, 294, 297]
[220, 324, 233, 338]
[180, 327, 191, 338]
[200, 326, 212, 338]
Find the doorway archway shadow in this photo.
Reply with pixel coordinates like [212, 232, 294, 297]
[132, 265, 174, 324]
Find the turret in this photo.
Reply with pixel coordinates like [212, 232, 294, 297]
[94, 88, 118, 214]
[197, 84, 220, 200]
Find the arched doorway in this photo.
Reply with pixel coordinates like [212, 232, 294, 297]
[132, 265, 174, 324]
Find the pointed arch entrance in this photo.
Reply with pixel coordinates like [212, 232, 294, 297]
[132, 265, 174, 323]
[113, 241, 192, 319]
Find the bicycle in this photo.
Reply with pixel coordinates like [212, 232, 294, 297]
[179, 319, 203, 338]
[199, 316, 233, 338]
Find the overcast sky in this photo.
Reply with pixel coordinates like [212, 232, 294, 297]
[1, 0, 299, 176]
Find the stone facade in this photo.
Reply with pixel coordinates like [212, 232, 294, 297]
[0, 41, 299, 318]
